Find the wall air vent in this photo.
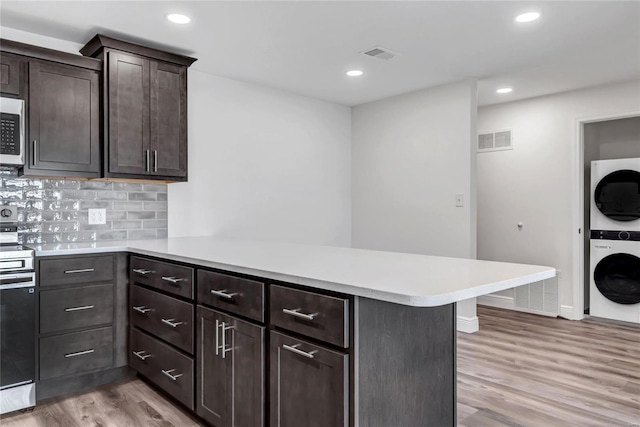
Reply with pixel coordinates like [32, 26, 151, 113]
[477, 129, 513, 153]
[361, 46, 398, 61]
[515, 277, 559, 317]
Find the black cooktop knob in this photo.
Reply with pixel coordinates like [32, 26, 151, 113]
[0, 208, 12, 218]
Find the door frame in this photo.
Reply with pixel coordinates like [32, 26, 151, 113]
[571, 111, 640, 320]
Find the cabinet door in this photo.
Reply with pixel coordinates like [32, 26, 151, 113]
[28, 61, 100, 174]
[197, 306, 264, 427]
[107, 52, 150, 175]
[150, 61, 187, 179]
[1, 52, 23, 96]
[270, 331, 348, 427]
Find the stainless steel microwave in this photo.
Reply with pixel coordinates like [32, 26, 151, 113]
[0, 97, 25, 166]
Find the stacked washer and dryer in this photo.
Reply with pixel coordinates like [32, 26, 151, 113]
[589, 157, 640, 324]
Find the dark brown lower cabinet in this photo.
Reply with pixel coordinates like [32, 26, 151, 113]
[197, 306, 264, 427]
[129, 327, 194, 410]
[39, 326, 114, 381]
[269, 330, 349, 427]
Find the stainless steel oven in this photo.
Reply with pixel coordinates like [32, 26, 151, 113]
[0, 205, 36, 414]
[0, 272, 36, 414]
[0, 97, 25, 166]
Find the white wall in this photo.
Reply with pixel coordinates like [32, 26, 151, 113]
[169, 70, 352, 246]
[351, 80, 479, 331]
[352, 80, 477, 258]
[477, 80, 640, 317]
[0, 26, 82, 53]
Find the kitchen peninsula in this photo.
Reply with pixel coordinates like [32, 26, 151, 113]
[33, 236, 555, 427]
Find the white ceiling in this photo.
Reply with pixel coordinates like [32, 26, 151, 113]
[1, 1, 638, 107]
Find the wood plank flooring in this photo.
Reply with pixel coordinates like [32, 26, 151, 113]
[457, 306, 640, 427]
[2, 306, 638, 426]
[0, 379, 203, 427]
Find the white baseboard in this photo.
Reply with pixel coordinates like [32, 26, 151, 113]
[560, 305, 576, 320]
[457, 315, 479, 334]
[477, 294, 514, 310]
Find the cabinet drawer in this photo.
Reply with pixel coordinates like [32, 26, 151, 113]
[40, 284, 113, 334]
[130, 256, 194, 299]
[130, 285, 194, 354]
[39, 326, 113, 380]
[197, 270, 264, 322]
[39, 255, 114, 286]
[129, 327, 194, 410]
[270, 285, 349, 348]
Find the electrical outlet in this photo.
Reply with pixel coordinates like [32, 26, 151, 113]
[455, 193, 464, 207]
[88, 208, 106, 225]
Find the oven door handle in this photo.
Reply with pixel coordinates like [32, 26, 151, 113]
[0, 272, 36, 290]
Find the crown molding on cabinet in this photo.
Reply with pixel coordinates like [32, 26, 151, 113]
[0, 38, 102, 71]
[80, 34, 197, 67]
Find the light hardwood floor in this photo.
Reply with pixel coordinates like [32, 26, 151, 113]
[457, 306, 640, 427]
[0, 379, 203, 427]
[2, 306, 639, 427]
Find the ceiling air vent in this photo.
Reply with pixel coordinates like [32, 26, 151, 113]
[361, 46, 398, 61]
[477, 129, 513, 153]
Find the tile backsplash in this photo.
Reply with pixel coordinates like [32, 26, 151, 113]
[1, 169, 167, 245]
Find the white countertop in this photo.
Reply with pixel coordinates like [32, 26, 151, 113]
[32, 237, 555, 307]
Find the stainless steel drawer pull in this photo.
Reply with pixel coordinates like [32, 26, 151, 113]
[161, 276, 185, 284]
[161, 369, 183, 381]
[133, 268, 152, 275]
[282, 308, 317, 321]
[133, 306, 152, 314]
[64, 268, 95, 274]
[65, 305, 94, 312]
[161, 318, 183, 328]
[210, 289, 237, 299]
[132, 350, 152, 361]
[65, 349, 94, 358]
[146, 149, 150, 172]
[282, 343, 317, 359]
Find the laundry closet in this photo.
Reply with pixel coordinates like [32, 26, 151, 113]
[583, 116, 640, 323]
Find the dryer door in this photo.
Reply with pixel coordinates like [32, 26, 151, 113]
[594, 169, 640, 222]
[594, 253, 640, 304]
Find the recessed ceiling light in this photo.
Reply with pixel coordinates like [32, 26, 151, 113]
[167, 14, 191, 24]
[346, 70, 364, 77]
[496, 87, 513, 94]
[515, 12, 541, 23]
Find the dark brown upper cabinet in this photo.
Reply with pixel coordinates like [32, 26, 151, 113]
[1, 39, 103, 178]
[107, 52, 150, 176]
[81, 35, 196, 182]
[0, 52, 24, 97]
[26, 60, 101, 176]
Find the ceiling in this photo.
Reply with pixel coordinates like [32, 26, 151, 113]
[1, 1, 638, 107]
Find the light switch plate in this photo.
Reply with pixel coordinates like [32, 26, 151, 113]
[88, 208, 106, 225]
[455, 193, 464, 207]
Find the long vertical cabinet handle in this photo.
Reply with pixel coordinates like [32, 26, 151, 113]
[215, 319, 220, 356]
[33, 140, 37, 165]
[146, 149, 150, 172]
[220, 321, 234, 359]
[154, 150, 158, 172]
